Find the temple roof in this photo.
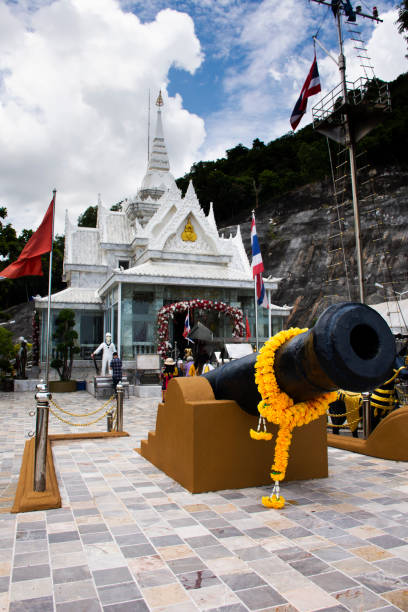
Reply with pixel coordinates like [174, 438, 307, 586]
[36, 287, 102, 305]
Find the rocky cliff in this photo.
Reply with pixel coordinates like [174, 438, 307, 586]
[222, 166, 408, 328]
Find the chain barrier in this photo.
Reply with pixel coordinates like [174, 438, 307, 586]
[48, 404, 115, 428]
[327, 419, 361, 428]
[326, 409, 362, 431]
[50, 396, 115, 418]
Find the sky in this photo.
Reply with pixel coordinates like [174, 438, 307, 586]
[0, 0, 406, 236]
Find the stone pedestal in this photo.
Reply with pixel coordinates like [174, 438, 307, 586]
[14, 379, 42, 392]
[134, 385, 162, 398]
[138, 377, 328, 493]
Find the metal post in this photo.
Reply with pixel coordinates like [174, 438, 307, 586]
[107, 412, 113, 432]
[116, 382, 124, 432]
[362, 392, 371, 439]
[34, 382, 52, 492]
[267, 288, 272, 338]
[45, 190, 56, 386]
[117, 281, 122, 357]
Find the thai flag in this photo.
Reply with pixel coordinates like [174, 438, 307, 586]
[251, 213, 269, 309]
[183, 309, 193, 342]
[290, 55, 321, 130]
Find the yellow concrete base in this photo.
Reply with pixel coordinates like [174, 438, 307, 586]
[328, 405, 408, 461]
[11, 438, 61, 514]
[137, 377, 328, 493]
[12, 431, 130, 513]
[49, 432, 129, 441]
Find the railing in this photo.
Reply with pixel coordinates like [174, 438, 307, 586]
[312, 77, 391, 126]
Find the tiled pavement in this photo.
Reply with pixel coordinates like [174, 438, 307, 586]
[0, 391, 407, 611]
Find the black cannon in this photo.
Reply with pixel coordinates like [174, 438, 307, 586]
[204, 302, 396, 415]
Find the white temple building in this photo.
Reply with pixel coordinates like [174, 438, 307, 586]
[36, 93, 289, 364]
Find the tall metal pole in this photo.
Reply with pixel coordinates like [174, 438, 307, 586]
[45, 190, 56, 386]
[254, 280, 259, 351]
[147, 89, 151, 163]
[116, 382, 124, 432]
[117, 281, 122, 357]
[335, 12, 365, 303]
[34, 383, 51, 491]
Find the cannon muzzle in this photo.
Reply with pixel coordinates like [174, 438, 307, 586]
[204, 302, 396, 415]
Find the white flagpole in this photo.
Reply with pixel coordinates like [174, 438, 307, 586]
[45, 190, 56, 387]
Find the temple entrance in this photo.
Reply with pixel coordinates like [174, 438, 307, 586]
[157, 299, 245, 359]
[171, 309, 223, 361]
[171, 310, 194, 357]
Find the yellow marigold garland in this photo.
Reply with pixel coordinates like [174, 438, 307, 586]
[252, 328, 337, 509]
[249, 429, 273, 441]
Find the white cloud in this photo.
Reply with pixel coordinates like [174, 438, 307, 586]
[199, 1, 407, 163]
[0, 0, 205, 234]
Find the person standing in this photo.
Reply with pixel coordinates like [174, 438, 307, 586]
[110, 351, 122, 394]
[161, 357, 178, 400]
[184, 355, 194, 376]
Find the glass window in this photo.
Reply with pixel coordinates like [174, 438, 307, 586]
[80, 313, 103, 345]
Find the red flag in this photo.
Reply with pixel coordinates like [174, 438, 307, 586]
[0, 195, 55, 280]
[245, 315, 251, 340]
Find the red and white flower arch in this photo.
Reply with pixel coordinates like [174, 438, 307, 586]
[157, 299, 245, 357]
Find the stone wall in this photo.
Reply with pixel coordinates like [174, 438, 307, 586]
[223, 167, 408, 327]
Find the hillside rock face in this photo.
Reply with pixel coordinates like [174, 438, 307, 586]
[222, 167, 408, 328]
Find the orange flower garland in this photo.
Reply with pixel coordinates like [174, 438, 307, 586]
[253, 328, 337, 509]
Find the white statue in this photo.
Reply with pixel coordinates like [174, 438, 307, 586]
[91, 332, 116, 376]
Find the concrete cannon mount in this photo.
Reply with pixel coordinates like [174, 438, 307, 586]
[137, 376, 328, 494]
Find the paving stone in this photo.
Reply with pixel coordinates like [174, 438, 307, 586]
[56, 598, 102, 612]
[309, 570, 359, 592]
[53, 565, 92, 584]
[9, 595, 54, 611]
[93, 566, 133, 587]
[2, 392, 408, 612]
[220, 571, 267, 591]
[289, 556, 331, 576]
[12, 564, 50, 582]
[98, 581, 141, 605]
[167, 555, 208, 574]
[236, 584, 287, 609]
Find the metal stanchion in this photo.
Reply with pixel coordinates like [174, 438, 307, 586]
[116, 382, 124, 432]
[34, 382, 52, 492]
[107, 412, 113, 432]
[362, 391, 371, 439]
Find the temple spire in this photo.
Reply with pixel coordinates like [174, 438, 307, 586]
[148, 91, 170, 173]
[156, 90, 164, 107]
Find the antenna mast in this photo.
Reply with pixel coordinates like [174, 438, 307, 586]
[310, 0, 386, 304]
[147, 89, 151, 163]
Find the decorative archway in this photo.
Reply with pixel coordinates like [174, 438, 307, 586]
[157, 299, 245, 357]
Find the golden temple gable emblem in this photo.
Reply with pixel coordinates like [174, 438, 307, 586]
[181, 217, 197, 242]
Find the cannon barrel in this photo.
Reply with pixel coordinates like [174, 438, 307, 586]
[204, 302, 396, 415]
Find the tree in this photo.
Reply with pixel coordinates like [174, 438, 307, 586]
[397, 1, 408, 56]
[50, 309, 80, 381]
[0, 327, 14, 378]
[110, 201, 123, 212]
[78, 206, 97, 228]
